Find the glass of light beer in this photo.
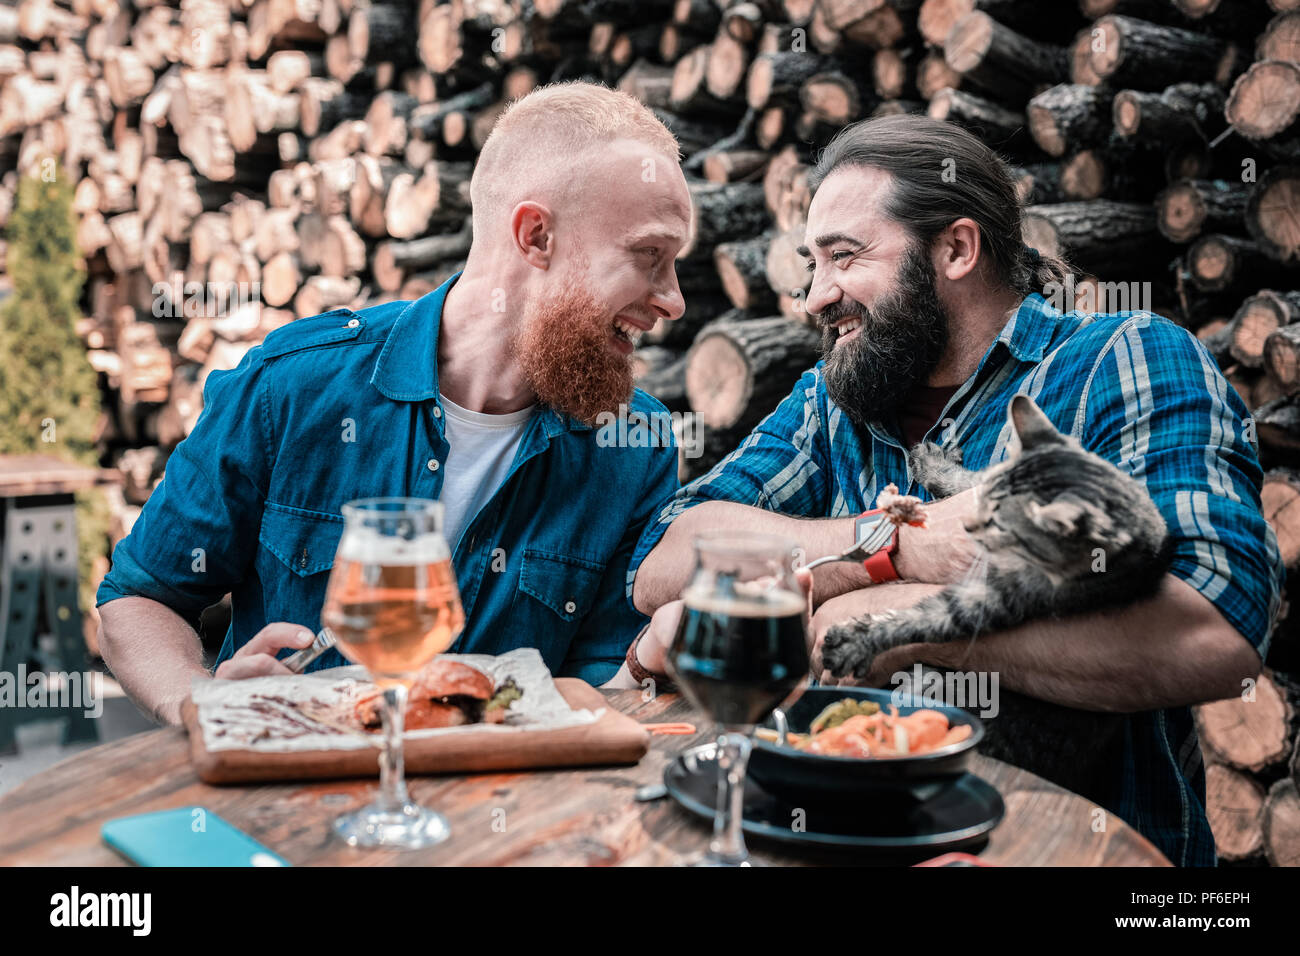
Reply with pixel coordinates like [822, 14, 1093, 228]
[667, 531, 809, 866]
[321, 497, 465, 849]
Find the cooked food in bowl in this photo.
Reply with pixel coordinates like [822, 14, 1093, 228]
[756, 697, 972, 758]
[747, 687, 985, 805]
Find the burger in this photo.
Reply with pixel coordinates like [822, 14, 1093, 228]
[354, 659, 523, 731]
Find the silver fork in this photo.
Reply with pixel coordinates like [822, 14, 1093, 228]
[799, 519, 897, 573]
[282, 627, 338, 674]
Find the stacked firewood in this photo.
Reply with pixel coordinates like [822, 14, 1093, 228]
[2, 0, 1299, 860]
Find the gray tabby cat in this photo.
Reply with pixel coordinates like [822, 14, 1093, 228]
[820, 394, 1173, 792]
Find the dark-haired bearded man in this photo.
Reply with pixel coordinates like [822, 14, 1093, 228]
[629, 114, 1283, 866]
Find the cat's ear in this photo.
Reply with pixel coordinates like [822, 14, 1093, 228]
[1026, 495, 1117, 541]
[1008, 395, 1065, 452]
[1025, 499, 1089, 536]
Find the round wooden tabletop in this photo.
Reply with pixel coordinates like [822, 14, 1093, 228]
[0, 689, 1170, 866]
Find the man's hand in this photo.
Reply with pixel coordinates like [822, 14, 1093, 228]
[635, 600, 681, 676]
[636, 568, 816, 677]
[894, 487, 982, 584]
[212, 623, 315, 680]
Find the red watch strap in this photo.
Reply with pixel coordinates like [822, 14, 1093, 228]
[858, 508, 900, 583]
[863, 543, 900, 583]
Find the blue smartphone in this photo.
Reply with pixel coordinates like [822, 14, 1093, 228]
[102, 807, 290, 867]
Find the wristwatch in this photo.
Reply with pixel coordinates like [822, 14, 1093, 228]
[854, 508, 901, 583]
[626, 627, 676, 691]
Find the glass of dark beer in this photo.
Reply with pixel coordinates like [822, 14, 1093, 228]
[321, 497, 465, 849]
[667, 531, 809, 866]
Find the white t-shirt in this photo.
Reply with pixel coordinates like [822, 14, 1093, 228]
[438, 393, 535, 553]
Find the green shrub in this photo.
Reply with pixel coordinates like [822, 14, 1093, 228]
[0, 164, 109, 629]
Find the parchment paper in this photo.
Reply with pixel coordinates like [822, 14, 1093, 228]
[194, 647, 601, 754]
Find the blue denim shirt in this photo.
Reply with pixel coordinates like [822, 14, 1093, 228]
[97, 273, 679, 684]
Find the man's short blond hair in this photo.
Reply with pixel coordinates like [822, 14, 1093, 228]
[470, 81, 681, 234]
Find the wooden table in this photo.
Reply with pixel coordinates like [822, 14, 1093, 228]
[0, 690, 1170, 866]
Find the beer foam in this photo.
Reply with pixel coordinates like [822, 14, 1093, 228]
[337, 529, 450, 565]
[682, 586, 806, 618]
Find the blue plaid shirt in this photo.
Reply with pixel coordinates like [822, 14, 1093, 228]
[630, 293, 1285, 866]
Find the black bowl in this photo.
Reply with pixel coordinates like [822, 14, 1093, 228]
[747, 686, 985, 807]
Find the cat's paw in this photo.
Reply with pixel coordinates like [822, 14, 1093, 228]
[820, 620, 879, 679]
[909, 440, 968, 498]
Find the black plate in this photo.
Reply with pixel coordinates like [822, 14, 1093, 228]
[747, 686, 985, 807]
[665, 743, 1004, 856]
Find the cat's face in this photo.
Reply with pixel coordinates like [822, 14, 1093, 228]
[963, 396, 1165, 580]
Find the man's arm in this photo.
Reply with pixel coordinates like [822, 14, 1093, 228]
[98, 597, 210, 725]
[811, 315, 1284, 709]
[631, 368, 874, 615]
[96, 346, 283, 723]
[809, 574, 1260, 709]
[637, 502, 865, 613]
[99, 598, 314, 724]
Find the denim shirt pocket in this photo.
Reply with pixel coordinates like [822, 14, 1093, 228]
[255, 503, 344, 633]
[513, 549, 606, 661]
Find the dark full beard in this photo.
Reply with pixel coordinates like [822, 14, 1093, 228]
[819, 243, 950, 430]
[512, 263, 634, 426]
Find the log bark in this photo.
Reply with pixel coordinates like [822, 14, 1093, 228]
[944, 11, 1068, 102]
[747, 52, 834, 111]
[372, 223, 473, 293]
[1089, 15, 1232, 90]
[1155, 179, 1251, 243]
[1230, 290, 1300, 368]
[928, 87, 1027, 148]
[631, 345, 689, 412]
[1026, 84, 1108, 157]
[1188, 235, 1289, 293]
[714, 234, 777, 312]
[1257, 396, 1300, 461]
[1265, 323, 1300, 396]
[799, 70, 874, 125]
[679, 181, 769, 260]
[1022, 200, 1163, 274]
[1112, 82, 1226, 143]
[1263, 778, 1300, 867]
[685, 314, 822, 430]
[1247, 166, 1300, 265]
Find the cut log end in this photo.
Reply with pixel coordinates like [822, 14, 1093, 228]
[685, 333, 751, 428]
[1205, 763, 1266, 863]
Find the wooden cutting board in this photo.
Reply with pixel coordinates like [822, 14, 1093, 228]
[181, 678, 651, 785]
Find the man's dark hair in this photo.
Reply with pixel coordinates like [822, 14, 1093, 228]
[808, 114, 1069, 295]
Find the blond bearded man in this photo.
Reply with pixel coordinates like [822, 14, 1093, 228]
[98, 82, 693, 724]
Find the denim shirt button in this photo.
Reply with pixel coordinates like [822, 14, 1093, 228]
[432, 406, 442, 418]
[427, 458, 439, 471]
[346, 318, 360, 328]
[564, 600, 576, 614]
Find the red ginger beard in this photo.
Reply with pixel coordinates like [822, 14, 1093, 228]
[510, 258, 635, 426]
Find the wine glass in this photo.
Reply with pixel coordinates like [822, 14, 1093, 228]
[667, 531, 810, 866]
[321, 497, 465, 849]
